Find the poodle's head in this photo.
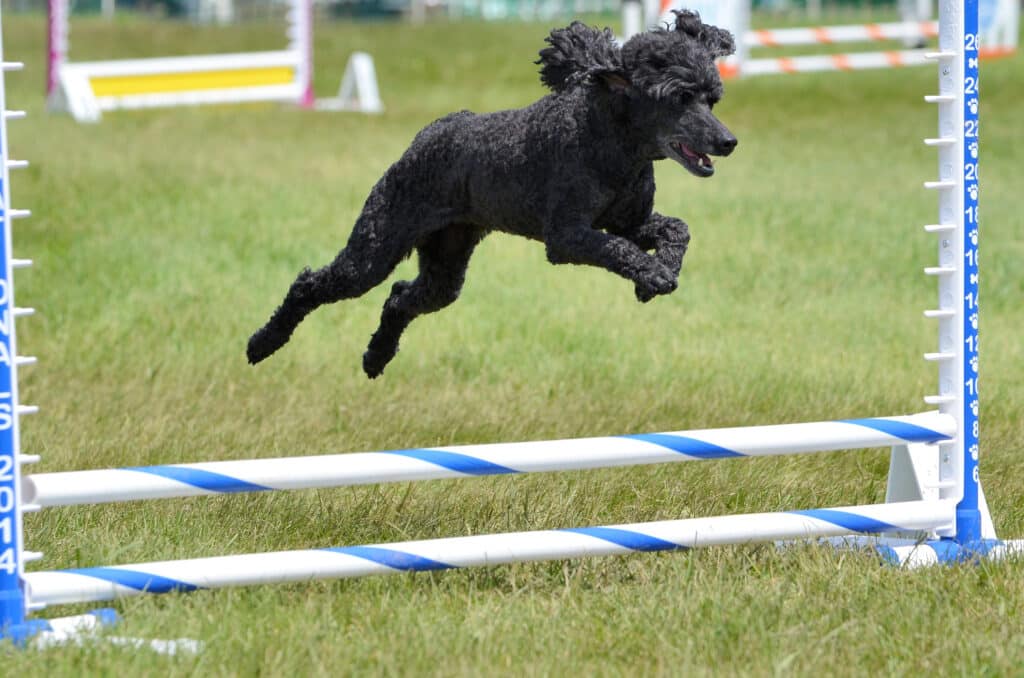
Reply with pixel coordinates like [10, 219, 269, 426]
[538, 11, 738, 177]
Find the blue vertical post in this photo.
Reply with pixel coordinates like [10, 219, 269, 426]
[956, 0, 981, 544]
[0, 3, 28, 637]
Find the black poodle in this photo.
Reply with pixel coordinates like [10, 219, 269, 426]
[247, 11, 738, 378]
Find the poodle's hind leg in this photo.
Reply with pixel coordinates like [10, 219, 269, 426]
[363, 225, 486, 378]
[246, 215, 415, 366]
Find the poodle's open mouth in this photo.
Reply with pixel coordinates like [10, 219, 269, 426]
[666, 141, 715, 178]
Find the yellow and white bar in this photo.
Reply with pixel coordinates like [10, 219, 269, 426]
[59, 51, 303, 122]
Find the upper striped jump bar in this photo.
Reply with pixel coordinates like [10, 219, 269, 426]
[746, 21, 939, 48]
[23, 412, 955, 508]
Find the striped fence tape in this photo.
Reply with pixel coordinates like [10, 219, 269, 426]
[745, 21, 939, 48]
[739, 49, 931, 76]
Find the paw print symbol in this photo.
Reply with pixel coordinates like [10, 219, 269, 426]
[969, 141, 978, 159]
[971, 399, 979, 416]
[970, 228, 978, 245]
[968, 98, 978, 114]
[970, 444, 979, 460]
[970, 355, 979, 373]
[968, 184, 979, 201]
[970, 313, 979, 330]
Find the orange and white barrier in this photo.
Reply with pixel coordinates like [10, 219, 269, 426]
[734, 48, 931, 78]
[642, 0, 1017, 78]
[745, 21, 938, 48]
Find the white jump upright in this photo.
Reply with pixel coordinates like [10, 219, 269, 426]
[0, 0, 1021, 646]
[46, 0, 383, 122]
[1, 4, 53, 643]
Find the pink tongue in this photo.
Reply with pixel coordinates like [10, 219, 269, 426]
[680, 145, 710, 165]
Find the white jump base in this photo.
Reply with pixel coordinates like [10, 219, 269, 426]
[826, 535, 1024, 568]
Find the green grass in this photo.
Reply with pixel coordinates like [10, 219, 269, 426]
[2, 13, 1024, 675]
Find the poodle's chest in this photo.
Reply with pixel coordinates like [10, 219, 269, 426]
[595, 190, 655, 232]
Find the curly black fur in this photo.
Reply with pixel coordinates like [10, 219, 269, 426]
[537, 22, 622, 92]
[247, 11, 738, 378]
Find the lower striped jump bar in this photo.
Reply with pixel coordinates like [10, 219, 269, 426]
[24, 500, 953, 607]
[22, 412, 956, 508]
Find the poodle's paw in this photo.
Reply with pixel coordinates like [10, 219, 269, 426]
[634, 265, 678, 303]
[362, 344, 398, 379]
[246, 324, 292, 365]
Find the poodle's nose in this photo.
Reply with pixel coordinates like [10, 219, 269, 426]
[717, 135, 738, 156]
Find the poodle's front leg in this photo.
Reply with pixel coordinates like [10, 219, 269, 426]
[629, 212, 691, 279]
[544, 222, 677, 302]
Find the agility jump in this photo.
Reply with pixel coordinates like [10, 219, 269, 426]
[46, 0, 382, 123]
[0, 0, 1020, 646]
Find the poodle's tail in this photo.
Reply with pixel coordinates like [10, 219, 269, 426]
[536, 22, 622, 93]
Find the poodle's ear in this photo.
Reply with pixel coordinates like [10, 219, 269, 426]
[595, 70, 633, 94]
[698, 23, 736, 58]
[672, 9, 736, 59]
[537, 22, 626, 93]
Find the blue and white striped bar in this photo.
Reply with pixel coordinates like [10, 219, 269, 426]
[23, 412, 956, 508]
[24, 499, 954, 607]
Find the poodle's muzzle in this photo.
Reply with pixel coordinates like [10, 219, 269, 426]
[663, 114, 738, 178]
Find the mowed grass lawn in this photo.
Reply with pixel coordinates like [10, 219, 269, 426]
[3, 13, 1024, 675]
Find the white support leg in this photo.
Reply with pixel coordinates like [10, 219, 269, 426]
[884, 443, 945, 539]
[315, 52, 383, 114]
